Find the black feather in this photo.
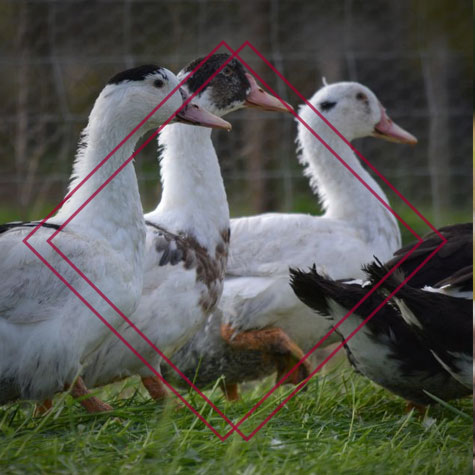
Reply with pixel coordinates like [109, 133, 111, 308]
[385, 223, 472, 287]
[435, 264, 472, 292]
[107, 65, 164, 85]
[289, 267, 331, 316]
[180, 54, 250, 109]
[290, 262, 471, 404]
[0, 221, 61, 235]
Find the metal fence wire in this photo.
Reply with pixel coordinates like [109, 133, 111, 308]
[0, 0, 472, 236]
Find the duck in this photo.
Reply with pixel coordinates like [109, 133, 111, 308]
[289, 222, 472, 407]
[0, 64, 228, 412]
[367, 257, 472, 390]
[163, 81, 418, 399]
[81, 54, 291, 400]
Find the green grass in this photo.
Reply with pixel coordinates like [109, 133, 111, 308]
[0, 365, 472, 474]
[1, 149, 472, 473]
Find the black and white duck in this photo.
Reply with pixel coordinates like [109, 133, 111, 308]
[81, 54, 292, 401]
[290, 223, 472, 407]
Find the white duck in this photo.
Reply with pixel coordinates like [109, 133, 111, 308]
[82, 54, 291, 400]
[0, 64, 227, 412]
[164, 81, 418, 399]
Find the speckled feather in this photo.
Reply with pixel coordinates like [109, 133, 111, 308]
[82, 55, 262, 389]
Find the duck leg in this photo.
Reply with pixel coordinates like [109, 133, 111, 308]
[69, 377, 113, 413]
[141, 376, 169, 401]
[142, 375, 186, 410]
[220, 324, 311, 386]
[34, 399, 53, 416]
[219, 381, 240, 401]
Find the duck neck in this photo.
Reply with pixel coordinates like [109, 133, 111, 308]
[149, 123, 230, 249]
[298, 122, 401, 251]
[55, 112, 146, 259]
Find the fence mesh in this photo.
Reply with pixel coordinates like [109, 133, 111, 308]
[0, 0, 472, 239]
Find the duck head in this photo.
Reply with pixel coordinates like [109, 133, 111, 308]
[101, 64, 230, 131]
[302, 81, 417, 144]
[178, 53, 293, 117]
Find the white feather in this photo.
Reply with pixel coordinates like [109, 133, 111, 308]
[83, 91, 231, 387]
[220, 82, 402, 352]
[0, 69, 185, 402]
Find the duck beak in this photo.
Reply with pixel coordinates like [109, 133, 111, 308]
[244, 73, 293, 113]
[176, 91, 232, 131]
[372, 104, 417, 145]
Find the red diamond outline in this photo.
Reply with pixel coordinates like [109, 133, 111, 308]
[22, 41, 446, 441]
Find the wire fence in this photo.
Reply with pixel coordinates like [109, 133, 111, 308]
[0, 0, 472, 238]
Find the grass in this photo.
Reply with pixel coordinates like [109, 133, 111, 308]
[0, 364, 472, 474]
[1, 144, 472, 473]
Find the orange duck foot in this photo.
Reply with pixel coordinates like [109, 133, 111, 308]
[69, 377, 113, 413]
[34, 399, 53, 416]
[220, 324, 311, 386]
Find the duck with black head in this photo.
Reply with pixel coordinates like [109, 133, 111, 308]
[81, 54, 292, 401]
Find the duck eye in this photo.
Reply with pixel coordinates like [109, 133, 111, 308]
[356, 92, 367, 101]
[320, 101, 336, 112]
[222, 66, 232, 77]
[154, 79, 164, 88]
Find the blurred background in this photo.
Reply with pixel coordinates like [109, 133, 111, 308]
[0, 0, 472, 243]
